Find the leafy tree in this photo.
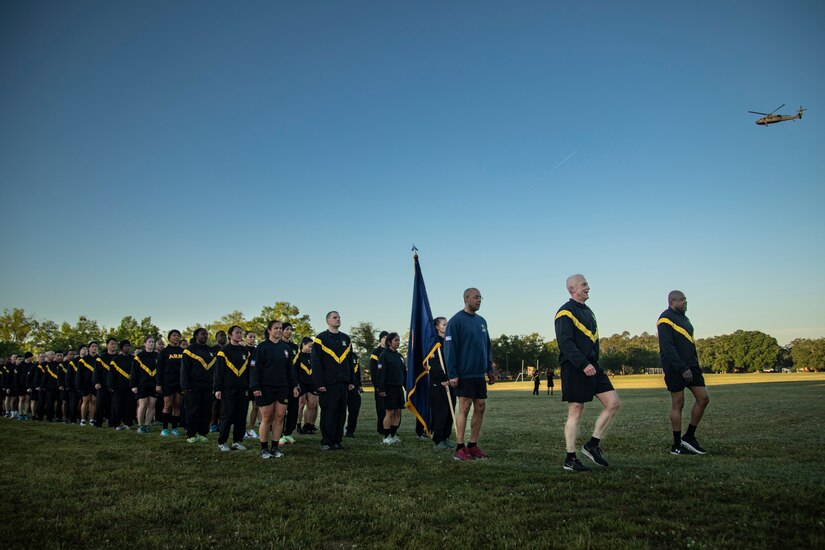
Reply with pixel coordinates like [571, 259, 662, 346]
[249, 302, 314, 342]
[109, 316, 161, 348]
[50, 316, 106, 352]
[0, 308, 37, 351]
[349, 321, 378, 368]
[789, 338, 825, 371]
[30, 320, 59, 351]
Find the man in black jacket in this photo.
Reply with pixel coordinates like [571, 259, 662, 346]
[555, 274, 620, 472]
[657, 290, 710, 455]
[368, 331, 388, 435]
[311, 311, 356, 450]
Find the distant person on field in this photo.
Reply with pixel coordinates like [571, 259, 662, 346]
[657, 290, 710, 455]
[555, 274, 620, 472]
[445, 287, 494, 461]
[547, 370, 554, 396]
[532, 370, 541, 395]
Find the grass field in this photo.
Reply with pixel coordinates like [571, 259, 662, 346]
[2, 374, 824, 548]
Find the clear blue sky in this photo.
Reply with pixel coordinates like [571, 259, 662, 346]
[1, 1, 823, 345]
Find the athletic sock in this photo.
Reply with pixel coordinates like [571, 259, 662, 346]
[456, 443, 465, 450]
[271, 441, 278, 450]
[390, 426, 398, 436]
[172, 415, 180, 429]
[673, 431, 682, 446]
[587, 436, 601, 448]
[162, 412, 170, 429]
[685, 424, 697, 438]
[566, 452, 577, 461]
[468, 442, 477, 448]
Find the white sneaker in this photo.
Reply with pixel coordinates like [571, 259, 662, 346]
[231, 442, 247, 451]
[382, 436, 394, 445]
[391, 435, 401, 444]
[218, 443, 231, 452]
[80, 420, 87, 426]
[245, 429, 258, 439]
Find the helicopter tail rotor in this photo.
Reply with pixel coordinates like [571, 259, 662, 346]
[798, 106, 806, 119]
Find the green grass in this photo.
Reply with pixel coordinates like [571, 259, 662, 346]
[2, 375, 824, 548]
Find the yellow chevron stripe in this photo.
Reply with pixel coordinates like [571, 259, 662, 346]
[555, 310, 599, 343]
[657, 317, 694, 343]
[96, 357, 110, 370]
[313, 338, 351, 364]
[134, 356, 156, 377]
[79, 359, 95, 373]
[110, 361, 130, 380]
[183, 348, 216, 371]
[46, 365, 58, 379]
[217, 351, 247, 377]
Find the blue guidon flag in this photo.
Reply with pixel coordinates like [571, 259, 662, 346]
[405, 250, 439, 436]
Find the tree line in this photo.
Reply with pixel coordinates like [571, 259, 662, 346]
[2, 307, 823, 373]
[491, 330, 824, 374]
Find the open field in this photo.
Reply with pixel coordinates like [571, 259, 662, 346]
[2, 374, 824, 548]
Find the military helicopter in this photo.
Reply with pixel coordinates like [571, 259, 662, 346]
[748, 104, 806, 126]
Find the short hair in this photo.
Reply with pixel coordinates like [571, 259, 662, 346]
[386, 332, 400, 345]
[227, 325, 244, 337]
[326, 311, 339, 321]
[119, 340, 131, 350]
[193, 328, 208, 339]
[265, 320, 281, 338]
[282, 322, 294, 330]
[168, 329, 181, 339]
[106, 337, 118, 345]
[433, 317, 446, 329]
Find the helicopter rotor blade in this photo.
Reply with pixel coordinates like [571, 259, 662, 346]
[748, 111, 769, 115]
[769, 104, 785, 115]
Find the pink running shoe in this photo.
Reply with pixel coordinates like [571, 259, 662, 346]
[453, 447, 474, 461]
[467, 446, 488, 459]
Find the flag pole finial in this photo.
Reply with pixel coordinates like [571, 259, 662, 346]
[411, 244, 418, 257]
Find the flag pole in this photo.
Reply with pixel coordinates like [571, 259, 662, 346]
[437, 346, 457, 434]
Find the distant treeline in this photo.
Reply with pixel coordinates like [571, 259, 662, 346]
[2, 307, 823, 373]
[491, 331, 825, 374]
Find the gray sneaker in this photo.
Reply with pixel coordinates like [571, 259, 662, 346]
[433, 440, 452, 450]
[260, 448, 273, 459]
[218, 443, 231, 452]
[271, 447, 283, 458]
[231, 442, 247, 451]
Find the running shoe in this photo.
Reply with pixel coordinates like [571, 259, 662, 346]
[563, 457, 591, 472]
[433, 440, 452, 450]
[453, 447, 474, 461]
[279, 436, 288, 445]
[116, 425, 127, 431]
[320, 444, 332, 451]
[671, 445, 697, 455]
[186, 436, 198, 443]
[136, 426, 146, 434]
[680, 436, 707, 455]
[382, 436, 394, 445]
[284, 435, 296, 444]
[245, 429, 258, 439]
[271, 447, 283, 458]
[209, 424, 219, 433]
[196, 434, 209, 443]
[260, 448, 273, 459]
[231, 442, 247, 451]
[170, 428, 181, 436]
[467, 446, 488, 459]
[160, 429, 171, 437]
[80, 420, 87, 426]
[582, 443, 609, 467]
[218, 443, 231, 452]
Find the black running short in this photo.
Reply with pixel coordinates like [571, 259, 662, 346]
[455, 377, 487, 400]
[664, 369, 706, 393]
[299, 383, 317, 396]
[254, 388, 288, 407]
[162, 384, 182, 397]
[561, 366, 614, 403]
[383, 386, 405, 410]
[136, 386, 158, 399]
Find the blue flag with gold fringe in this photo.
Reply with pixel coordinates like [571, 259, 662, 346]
[405, 251, 437, 435]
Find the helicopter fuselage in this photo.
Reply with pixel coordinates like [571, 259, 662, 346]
[755, 112, 803, 126]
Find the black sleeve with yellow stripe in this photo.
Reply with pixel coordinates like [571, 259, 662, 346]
[554, 300, 599, 372]
[657, 309, 698, 373]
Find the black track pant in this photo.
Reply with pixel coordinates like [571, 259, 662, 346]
[111, 388, 134, 427]
[373, 390, 384, 435]
[185, 387, 212, 438]
[218, 389, 248, 445]
[95, 388, 111, 426]
[430, 382, 455, 444]
[346, 388, 361, 434]
[284, 391, 298, 436]
[45, 389, 61, 421]
[68, 390, 80, 423]
[318, 383, 347, 446]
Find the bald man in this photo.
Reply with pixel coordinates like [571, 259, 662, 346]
[445, 287, 495, 461]
[657, 290, 709, 455]
[554, 274, 620, 472]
